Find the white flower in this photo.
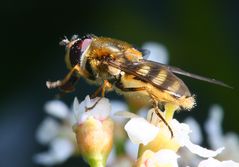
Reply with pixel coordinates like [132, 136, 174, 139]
[34, 100, 76, 166]
[198, 157, 239, 167]
[125, 117, 159, 145]
[122, 110, 224, 159]
[33, 138, 75, 166]
[205, 104, 239, 162]
[142, 42, 169, 64]
[73, 95, 111, 124]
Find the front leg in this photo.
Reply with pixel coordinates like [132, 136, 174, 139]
[46, 64, 89, 93]
[46, 69, 78, 93]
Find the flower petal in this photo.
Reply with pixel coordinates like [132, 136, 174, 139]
[50, 138, 75, 162]
[36, 117, 60, 144]
[170, 119, 224, 158]
[155, 149, 180, 167]
[185, 139, 224, 158]
[170, 119, 191, 146]
[205, 104, 224, 149]
[74, 96, 111, 124]
[33, 152, 57, 166]
[34, 138, 74, 165]
[222, 133, 239, 161]
[89, 97, 111, 120]
[184, 117, 202, 144]
[44, 100, 69, 119]
[124, 117, 159, 145]
[73, 97, 82, 121]
[204, 105, 239, 161]
[198, 157, 239, 167]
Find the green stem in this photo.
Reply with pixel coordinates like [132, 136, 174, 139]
[88, 157, 106, 167]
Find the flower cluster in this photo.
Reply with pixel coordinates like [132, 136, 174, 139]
[34, 97, 239, 167]
[121, 106, 239, 167]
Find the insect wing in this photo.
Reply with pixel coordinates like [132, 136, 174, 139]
[108, 59, 191, 98]
[141, 60, 232, 88]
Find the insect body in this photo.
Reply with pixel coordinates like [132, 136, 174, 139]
[47, 34, 230, 137]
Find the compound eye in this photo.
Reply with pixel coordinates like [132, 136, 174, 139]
[69, 38, 93, 67]
[69, 40, 82, 67]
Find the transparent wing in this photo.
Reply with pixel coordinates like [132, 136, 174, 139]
[108, 58, 191, 98]
[141, 60, 232, 88]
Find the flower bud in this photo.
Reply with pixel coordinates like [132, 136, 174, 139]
[73, 117, 114, 166]
[73, 96, 114, 167]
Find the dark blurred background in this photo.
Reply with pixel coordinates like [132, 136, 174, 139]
[0, 0, 238, 166]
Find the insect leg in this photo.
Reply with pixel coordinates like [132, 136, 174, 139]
[85, 97, 102, 112]
[46, 68, 78, 92]
[114, 81, 146, 92]
[55, 75, 79, 98]
[115, 81, 173, 137]
[90, 86, 103, 98]
[86, 80, 112, 112]
[150, 94, 174, 138]
[116, 87, 146, 92]
[46, 64, 89, 92]
[101, 80, 113, 97]
[90, 80, 113, 98]
[59, 75, 79, 93]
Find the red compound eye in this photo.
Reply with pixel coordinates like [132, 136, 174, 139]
[69, 35, 93, 67]
[69, 40, 82, 66]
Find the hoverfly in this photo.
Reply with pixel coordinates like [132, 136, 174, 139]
[46, 34, 231, 137]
